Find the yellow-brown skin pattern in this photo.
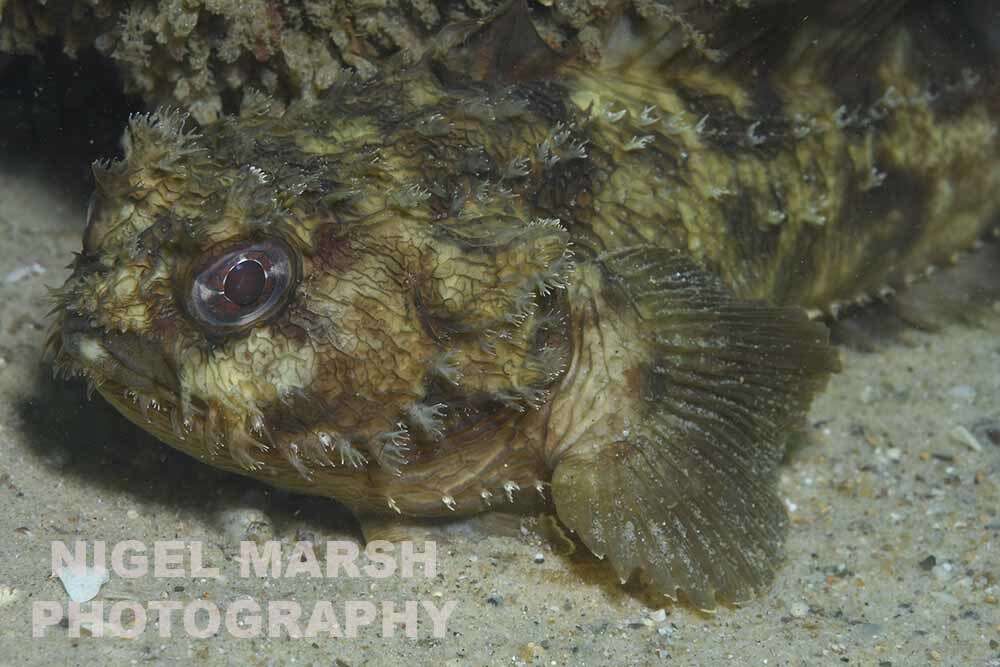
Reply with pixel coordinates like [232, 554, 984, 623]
[51, 5, 998, 608]
[58, 77, 578, 518]
[570, 34, 1000, 310]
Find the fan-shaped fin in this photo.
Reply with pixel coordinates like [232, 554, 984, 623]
[552, 247, 838, 609]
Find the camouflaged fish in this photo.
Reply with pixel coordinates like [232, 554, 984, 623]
[50, 1, 1000, 609]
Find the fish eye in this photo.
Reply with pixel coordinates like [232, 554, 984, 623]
[224, 259, 267, 306]
[184, 238, 300, 336]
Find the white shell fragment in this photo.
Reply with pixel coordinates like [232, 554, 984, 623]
[949, 425, 982, 452]
[56, 565, 110, 603]
[3, 261, 45, 284]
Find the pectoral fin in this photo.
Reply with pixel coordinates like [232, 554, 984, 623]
[552, 247, 839, 609]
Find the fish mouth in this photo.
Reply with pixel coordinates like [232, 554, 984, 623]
[55, 314, 182, 408]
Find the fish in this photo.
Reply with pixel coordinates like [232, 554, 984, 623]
[49, 1, 999, 610]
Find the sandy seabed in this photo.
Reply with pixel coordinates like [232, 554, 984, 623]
[0, 147, 998, 666]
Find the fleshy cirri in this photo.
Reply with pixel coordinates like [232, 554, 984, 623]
[50, 2, 999, 609]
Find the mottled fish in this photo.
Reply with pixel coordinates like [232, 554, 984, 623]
[50, 1, 999, 609]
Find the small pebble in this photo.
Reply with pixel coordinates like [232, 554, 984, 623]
[648, 608, 667, 623]
[789, 601, 810, 618]
[533, 553, 545, 563]
[0, 585, 20, 607]
[858, 623, 883, 640]
[931, 561, 954, 582]
[947, 385, 976, 401]
[218, 506, 274, 545]
[930, 591, 959, 606]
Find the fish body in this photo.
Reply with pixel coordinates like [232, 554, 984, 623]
[52, 1, 999, 608]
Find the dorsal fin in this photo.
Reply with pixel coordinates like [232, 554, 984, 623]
[428, 1, 565, 84]
[596, 1, 910, 78]
[596, 1, 1000, 88]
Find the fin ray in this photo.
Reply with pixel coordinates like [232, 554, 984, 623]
[552, 247, 839, 608]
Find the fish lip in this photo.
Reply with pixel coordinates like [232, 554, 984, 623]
[58, 314, 182, 399]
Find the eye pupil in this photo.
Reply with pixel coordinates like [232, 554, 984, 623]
[224, 260, 266, 306]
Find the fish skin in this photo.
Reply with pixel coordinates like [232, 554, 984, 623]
[50, 1, 998, 607]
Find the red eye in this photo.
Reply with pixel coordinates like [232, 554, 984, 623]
[184, 238, 300, 337]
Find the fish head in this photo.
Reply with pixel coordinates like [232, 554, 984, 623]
[51, 76, 575, 482]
